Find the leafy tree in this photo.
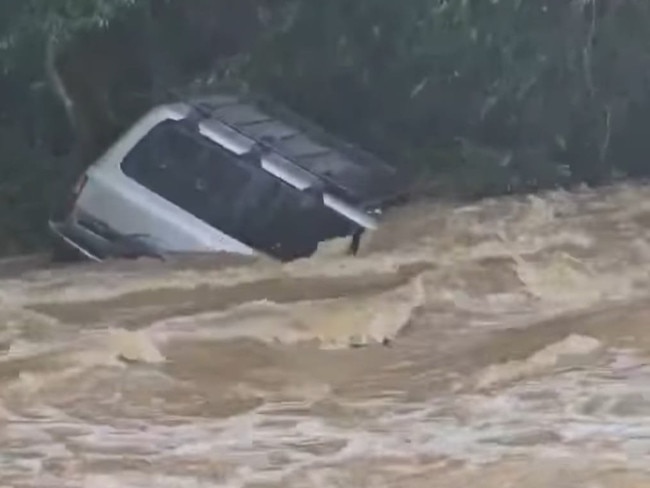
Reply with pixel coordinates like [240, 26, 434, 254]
[0, 0, 138, 142]
[3, 0, 650, 254]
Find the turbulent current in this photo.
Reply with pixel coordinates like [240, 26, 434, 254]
[4, 182, 650, 486]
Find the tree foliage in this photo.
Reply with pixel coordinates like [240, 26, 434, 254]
[242, 0, 650, 192]
[2, 0, 650, 254]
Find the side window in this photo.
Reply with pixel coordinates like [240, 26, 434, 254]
[121, 119, 354, 260]
[121, 120, 255, 239]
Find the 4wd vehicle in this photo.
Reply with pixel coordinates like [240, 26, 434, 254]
[48, 93, 404, 262]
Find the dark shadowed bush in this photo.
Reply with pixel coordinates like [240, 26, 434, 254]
[2, 0, 650, 253]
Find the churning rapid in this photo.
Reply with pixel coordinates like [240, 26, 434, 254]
[5, 182, 650, 486]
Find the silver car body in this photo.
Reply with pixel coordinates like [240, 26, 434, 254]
[49, 95, 400, 262]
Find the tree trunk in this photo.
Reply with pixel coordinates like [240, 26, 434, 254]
[44, 34, 91, 173]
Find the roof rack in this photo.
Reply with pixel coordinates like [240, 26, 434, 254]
[187, 93, 404, 208]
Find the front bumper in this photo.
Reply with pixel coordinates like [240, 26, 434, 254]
[48, 219, 105, 262]
[49, 214, 168, 262]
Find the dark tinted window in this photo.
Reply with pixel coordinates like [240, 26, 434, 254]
[121, 120, 353, 260]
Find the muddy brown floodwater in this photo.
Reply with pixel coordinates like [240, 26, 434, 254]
[5, 183, 650, 486]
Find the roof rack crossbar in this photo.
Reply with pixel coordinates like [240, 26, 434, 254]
[294, 149, 333, 159]
[214, 120, 318, 174]
[275, 131, 300, 142]
[189, 95, 394, 206]
[236, 117, 274, 128]
[195, 100, 240, 114]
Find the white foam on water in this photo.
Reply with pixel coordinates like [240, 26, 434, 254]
[475, 335, 605, 390]
[4, 352, 650, 486]
[1, 351, 650, 487]
[144, 274, 426, 349]
[4, 182, 650, 485]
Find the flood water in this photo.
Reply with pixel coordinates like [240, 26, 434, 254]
[4, 183, 650, 486]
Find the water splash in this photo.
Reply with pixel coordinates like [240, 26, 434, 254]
[2, 183, 650, 486]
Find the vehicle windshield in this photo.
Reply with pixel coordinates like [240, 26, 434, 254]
[121, 119, 356, 260]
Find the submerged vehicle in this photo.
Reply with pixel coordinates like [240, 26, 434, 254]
[48, 93, 404, 262]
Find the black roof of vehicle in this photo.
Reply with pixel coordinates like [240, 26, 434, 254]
[187, 93, 406, 209]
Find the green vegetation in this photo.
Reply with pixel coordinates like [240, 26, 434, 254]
[2, 0, 650, 254]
